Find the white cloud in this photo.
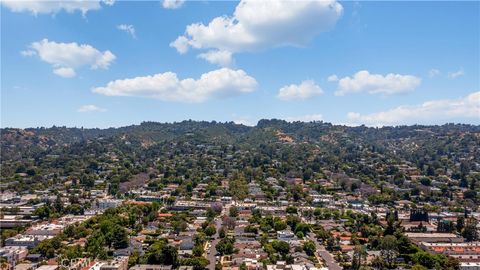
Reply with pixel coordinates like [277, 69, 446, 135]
[117, 24, 136, 39]
[77, 104, 107, 113]
[21, 50, 36, 56]
[448, 69, 464, 78]
[285, 114, 323, 122]
[346, 91, 480, 126]
[327, 74, 338, 82]
[162, 0, 185, 9]
[334, 70, 421, 96]
[53, 67, 76, 78]
[93, 68, 258, 103]
[22, 39, 115, 77]
[233, 118, 255, 126]
[1, 0, 108, 15]
[277, 80, 324, 101]
[102, 0, 115, 6]
[231, 114, 255, 126]
[197, 50, 233, 67]
[170, 36, 189, 54]
[428, 69, 440, 78]
[171, 0, 342, 63]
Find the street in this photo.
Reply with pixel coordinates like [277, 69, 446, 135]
[207, 217, 222, 270]
[307, 233, 342, 270]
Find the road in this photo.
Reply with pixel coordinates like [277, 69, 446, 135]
[207, 217, 222, 270]
[307, 233, 342, 270]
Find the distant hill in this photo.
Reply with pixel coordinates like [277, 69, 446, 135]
[2, 120, 479, 148]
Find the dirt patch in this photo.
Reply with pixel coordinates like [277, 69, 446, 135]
[119, 172, 149, 193]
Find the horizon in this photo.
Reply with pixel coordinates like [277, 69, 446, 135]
[1, 0, 479, 128]
[2, 118, 480, 130]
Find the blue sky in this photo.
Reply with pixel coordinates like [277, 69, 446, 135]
[1, 0, 479, 128]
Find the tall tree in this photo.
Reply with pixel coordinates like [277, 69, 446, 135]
[380, 235, 398, 269]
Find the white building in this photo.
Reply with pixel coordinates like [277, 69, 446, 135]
[460, 263, 480, 270]
[0, 246, 28, 269]
[266, 261, 312, 270]
[5, 235, 52, 248]
[97, 199, 122, 210]
[277, 230, 295, 241]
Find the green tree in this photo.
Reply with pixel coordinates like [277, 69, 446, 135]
[218, 227, 226, 238]
[54, 196, 64, 213]
[86, 231, 106, 258]
[456, 216, 465, 233]
[272, 240, 290, 256]
[294, 223, 310, 235]
[62, 245, 83, 261]
[193, 233, 206, 246]
[216, 237, 235, 255]
[34, 205, 52, 220]
[411, 265, 427, 270]
[411, 251, 442, 269]
[180, 257, 209, 270]
[351, 245, 367, 270]
[204, 225, 217, 237]
[173, 220, 188, 233]
[145, 239, 168, 264]
[286, 206, 297, 214]
[112, 225, 129, 249]
[192, 245, 204, 257]
[379, 235, 398, 269]
[463, 218, 479, 242]
[303, 240, 316, 256]
[274, 220, 287, 231]
[244, 225, 258, 235]
[160, 245, 178, 266]
[229, 174, 248, 200]
[32, 236, 62, 259]
[229, 206, 239, 217]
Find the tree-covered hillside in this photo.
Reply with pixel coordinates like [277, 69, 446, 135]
[1, 120, 479, 209]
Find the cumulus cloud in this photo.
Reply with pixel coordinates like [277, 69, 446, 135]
[117, 24, 136, 39]
[21, 50, 36, 57]
[346, 91, 480, 126]
[334, 70, 421, 96]
[22, 39, 115, 77]
[162, 0, 185, 9]
[197, 50, 233, 67]
[231, 114, 256, 126]
[93, 68, 257, 103]
[1, 0, 109, 15]
[327, 74, 338, 82]
[285, 114, 323, 122]
[448, 69, 464, 78]
[53, 67, 76, 78]
[428, 69, 440, 78]
[171, 0, 342, 63]
[77, 104, 107, 113]
[233, 118, 255, 126]
[170, 36, 189, 54]
[277, 80, 324, 101]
